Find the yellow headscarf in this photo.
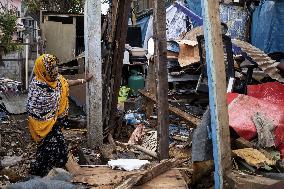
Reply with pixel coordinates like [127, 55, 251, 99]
[27, 54, 69, 142]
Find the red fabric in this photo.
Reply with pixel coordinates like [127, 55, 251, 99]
[227, 82, 284, 157]
[247, 82, 284, 106]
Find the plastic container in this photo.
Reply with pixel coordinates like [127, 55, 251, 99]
[128, 70, 144, 91]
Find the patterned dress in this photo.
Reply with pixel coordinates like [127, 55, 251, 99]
[27, 54, 69, 176]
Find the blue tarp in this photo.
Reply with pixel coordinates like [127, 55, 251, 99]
[136, 16, 150, 45]
[251, 0, 284, 53]
[185, 0, 202, 17]
[185, 1, 250, 41]
[185, 0, 202, 27]
[220, 4, 250, 41]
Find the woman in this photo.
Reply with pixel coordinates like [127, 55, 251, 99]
[27, 54, 92, 176]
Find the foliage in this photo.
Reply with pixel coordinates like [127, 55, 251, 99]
[0, 6, 19, 53]
[23, 0, 84, 13]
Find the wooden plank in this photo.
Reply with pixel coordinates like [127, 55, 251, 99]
[84, 0, 103, 147]
[135, 169, 188, 189]
[201, 0, 232, 188]
[66, 154, 136, 187]
[139, 90, 201, 126]
[153, 0, 170, 160]
[116, 159, 178, 188]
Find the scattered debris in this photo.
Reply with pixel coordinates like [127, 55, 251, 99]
[124, 112, 145, 125]
[128, 124, 146, 144]
[1, 156, 23, 168]
[233, 148, 276, 169]
[0, 78, 22, 93]
[252, 112, 275, 148]
[3, 168, 83, 189]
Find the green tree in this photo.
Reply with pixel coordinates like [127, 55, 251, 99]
[0, 5, 18, 53]
[23, 0, 84, 13]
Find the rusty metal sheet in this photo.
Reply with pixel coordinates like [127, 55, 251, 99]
[232, 39, 284, 83]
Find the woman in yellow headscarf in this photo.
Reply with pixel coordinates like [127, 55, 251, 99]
[27, 54, 92, 176]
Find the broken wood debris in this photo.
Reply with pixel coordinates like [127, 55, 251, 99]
[65, 153, 187, 188]
[139, 89, 201, 126]
[66, 154, 136, 187]
[116, 141, 158, 159]
[115, 158, 183, 188]
[234, 137, 278, 162]
[232, 148, 276, 169]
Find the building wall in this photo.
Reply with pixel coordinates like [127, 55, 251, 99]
[0, 52, 22, 81]
[0, 0, 37, 82]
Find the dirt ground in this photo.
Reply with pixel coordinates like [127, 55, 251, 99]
[0, 113, 91, 186]
[0, 100, 214, 188]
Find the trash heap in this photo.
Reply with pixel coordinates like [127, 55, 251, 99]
[0, 78, 22, 94]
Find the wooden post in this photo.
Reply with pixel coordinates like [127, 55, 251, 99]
[145, 58, 156, 118]
[109, 0, 131, 129]
[84, 0, 103, 147]
[153, 0, 169, 160]
[201, 0, 232, 188]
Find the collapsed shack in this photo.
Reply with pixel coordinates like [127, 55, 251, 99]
[1, 0, 284, 188]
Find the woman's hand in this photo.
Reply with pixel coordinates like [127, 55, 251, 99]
[85, 74, 93, 83]
[67, 74, 93, 87]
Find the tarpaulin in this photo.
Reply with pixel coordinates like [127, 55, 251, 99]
[251, 0, 284, 53]
[247, 82, 284, 107]
[185, 1, 251, 41]
[219, 4, 251, 41]
[136, 16, 150, 45]
[185, 0, 202, 27]
[143, 5, 188, 48]
[227, 82, 284, 157]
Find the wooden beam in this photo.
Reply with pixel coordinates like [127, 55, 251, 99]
[153, 0, 170, 160]
[201, 0, 232, 188]
[109, 0, 131, 129]
[84, 0, 103, 147]
[139, 90, 201, 126]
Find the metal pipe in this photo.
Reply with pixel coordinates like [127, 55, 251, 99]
[35, 21, 39, 57]
[25, 37, 29, 90]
